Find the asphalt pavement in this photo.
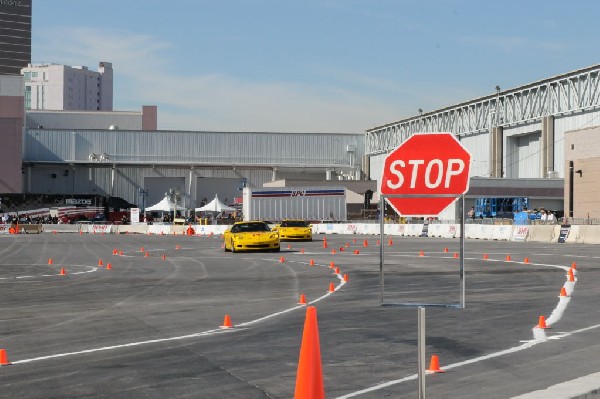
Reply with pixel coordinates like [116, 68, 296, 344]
[0, 232, 598, 398]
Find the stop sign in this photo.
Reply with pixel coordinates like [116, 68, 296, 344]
[379, 132, 471, 216]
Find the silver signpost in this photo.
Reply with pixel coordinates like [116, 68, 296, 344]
[379, 193, 467, 399]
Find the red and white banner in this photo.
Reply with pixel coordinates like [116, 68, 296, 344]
[89, 224, 113, 234]
[512, 225, 529, 241]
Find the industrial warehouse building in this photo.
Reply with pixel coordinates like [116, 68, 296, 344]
[7, 63, 600, 221]
[22, 128, 364, 212]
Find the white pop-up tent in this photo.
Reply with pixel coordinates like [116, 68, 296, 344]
[145, 196, 187, 212]
[195, 195, 235, 213]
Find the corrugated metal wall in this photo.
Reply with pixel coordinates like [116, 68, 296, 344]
[460, 132, 489, 178]
[503, 122, 541, 178]
[24, 129, 364, 168]
[23, 129, 363, 206]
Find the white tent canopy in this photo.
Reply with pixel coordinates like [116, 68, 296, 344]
[145, 196, 187, 212]
[195, 195, 235, 212]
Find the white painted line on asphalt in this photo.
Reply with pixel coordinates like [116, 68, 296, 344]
[336, 260, 579, 398]
[12, 328, 235, 365]
[8, 256, 345, 366]
[0, 265, 98, 280]
[337, 322, 600, 399]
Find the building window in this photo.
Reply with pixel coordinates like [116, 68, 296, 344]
[24, 72, 31, 81]
[24, 86, 31, 110]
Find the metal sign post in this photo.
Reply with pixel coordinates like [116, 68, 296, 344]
[418, 306, 426, 399]
[379, 193, 466, 399]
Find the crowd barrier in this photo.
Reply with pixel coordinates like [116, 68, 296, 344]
[3, 222, 598, 244]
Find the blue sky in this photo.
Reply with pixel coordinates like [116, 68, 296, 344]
[32, 0, 600, 132]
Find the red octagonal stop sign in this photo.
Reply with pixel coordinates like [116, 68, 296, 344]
[379, 132, 472, 216]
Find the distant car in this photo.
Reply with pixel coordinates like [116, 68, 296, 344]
[223, 221, 280, 252]
[275, 219, 313, 241]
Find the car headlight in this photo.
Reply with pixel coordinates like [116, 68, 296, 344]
[270, 233, 278, 239]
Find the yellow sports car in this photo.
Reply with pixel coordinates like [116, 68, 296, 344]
[276, 219, 313, 241]
[223, 221, 280, 252]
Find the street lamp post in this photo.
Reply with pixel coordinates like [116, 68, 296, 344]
[166, 188, 181, 224]
[138, 188, 148, 213]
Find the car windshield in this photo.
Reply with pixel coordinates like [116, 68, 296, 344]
[231, 222, 270, 233]
[280, 220, 307, 227]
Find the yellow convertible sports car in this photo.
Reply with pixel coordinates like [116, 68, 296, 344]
[223, 221, 280, 252]
[276, 219, 313, 241]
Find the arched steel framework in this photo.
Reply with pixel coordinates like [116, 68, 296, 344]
[366, 64, 600, 156]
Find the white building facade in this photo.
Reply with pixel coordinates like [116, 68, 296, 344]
[21, 61, 113, 111]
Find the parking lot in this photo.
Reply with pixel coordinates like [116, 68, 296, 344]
[0, 232, 599, 398]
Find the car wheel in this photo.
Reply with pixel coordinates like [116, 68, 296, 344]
[223, 241, 229, 252]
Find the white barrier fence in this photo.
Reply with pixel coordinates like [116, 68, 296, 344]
[1, 222, 597, 244]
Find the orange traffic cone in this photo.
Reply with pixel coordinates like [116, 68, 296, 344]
[453, 252, 459, 258]
[140, 246, 145, 252]
[106, 263, 112, 270]
[523, 257, 530, 264]
[300, 248, 305, 254]
[443, 247, 449, 253]
[59, 268, 66, 276]
[483, 253, 489, 260]
[98, 259, 103, 266]
[388, 239, 393, 246]
[536, 315, 550, 329]
[568, 269, 575, 282]
[119, 250, 124, 256]
[322, 239, 328, 249]
[309, 259, 315, 266]
[571, 261, 577, 270]
[559, 287, 568, 297]
[363, 239, 369, 247]
[427, 354, 445, 373]
[334, 267, 340, 274]
[339, 246, 345, 252]
[220, 314, 233, 329]
[331, 249, 336, 255]
[47, 258, 53, 265]
[175, 244, 180, 250]
[343, 274, 349, 282]
[298, 294, 307, 305]
[294, 306, 325, 399]
[505, 255, 511, 261]
[354, 249, 360, 255]
[279, 256, 285, 263]
[112, 249, 118, 255]
[0, 349, 10, 366]
[353, 239, 357, 244]
[345, 243, 350, 248]
[328, 282, 335, 293]
[79, 231, 83, 236]
[161, 254, 166, 260]
[376, 240, 380, 246]
[329, 261, 335, 269]
[287, 244, 292, 250]
[419, 250, 424, 257]
[144, 252, 149, 258]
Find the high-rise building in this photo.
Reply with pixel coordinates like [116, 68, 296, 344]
[21, 61, 114, 111]
[0, 0, 32, 75]
[0, 0, 31, 192]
